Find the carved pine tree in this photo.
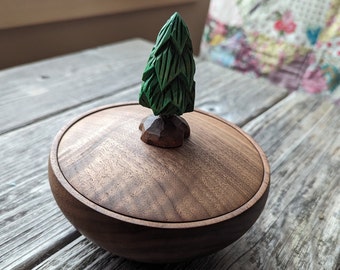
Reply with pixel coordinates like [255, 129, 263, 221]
[139, 12, 196, 116]
[139, 12, 196, 148]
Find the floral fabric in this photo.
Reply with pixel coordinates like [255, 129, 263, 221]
[201, 0, 340, 104]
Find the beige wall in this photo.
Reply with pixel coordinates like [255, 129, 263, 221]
[0, 0, 210, 69]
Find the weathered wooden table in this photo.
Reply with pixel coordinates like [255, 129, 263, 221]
[1, 39, 339, 270]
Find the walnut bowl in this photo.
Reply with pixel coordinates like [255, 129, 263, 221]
[48, 103, 270, 263]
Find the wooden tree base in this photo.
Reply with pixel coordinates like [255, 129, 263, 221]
[48, 103, 270, 263]
[139, 115, 190, 148]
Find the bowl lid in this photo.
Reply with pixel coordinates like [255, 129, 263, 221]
[56, 103, 268, 223]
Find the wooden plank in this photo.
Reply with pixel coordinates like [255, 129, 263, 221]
[195, 62, 288, 126]
[0, 50, 287, 135]
[194, 92, 340, 269]
[32, 237, 109, 270]
[0, 39, 152, 135]
[0, 67, 288, 269]
[222, 92, 340, 269]
[30, 92, 339, 269]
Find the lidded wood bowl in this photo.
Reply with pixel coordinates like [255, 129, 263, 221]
[48, 103, 270, 263]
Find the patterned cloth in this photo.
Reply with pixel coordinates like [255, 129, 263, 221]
[201, 0, 340, 104]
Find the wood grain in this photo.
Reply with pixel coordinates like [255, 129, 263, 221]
[0, 90, 145, 269]
[0, 39, 152, 134]
[55, 104, 266, 223]
[49, 103, 269, 262]
[0, 56, 287, 135]
[5, 37, 331, 269]
[0, 71, 282, 269]
[33, 92, 339, 269]
[32, 236, 109, 270]
[194, 61, 288, 126]
[0, 53, 285, 267]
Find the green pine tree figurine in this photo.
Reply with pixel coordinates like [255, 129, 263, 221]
[139, 12, 196, 148]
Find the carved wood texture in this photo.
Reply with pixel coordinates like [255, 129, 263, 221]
[139, 13, 195, 116]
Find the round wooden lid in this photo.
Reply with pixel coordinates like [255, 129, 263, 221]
[56, 103, 269, 224]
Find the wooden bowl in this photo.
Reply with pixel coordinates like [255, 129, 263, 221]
[48, 103, 270, 263]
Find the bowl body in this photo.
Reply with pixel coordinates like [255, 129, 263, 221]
[48, 103, 270, 263]
[49, 168, 269, 263]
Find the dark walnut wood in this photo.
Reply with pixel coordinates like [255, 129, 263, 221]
[48, 103, 270, 263]
[139, 115, 190, 148]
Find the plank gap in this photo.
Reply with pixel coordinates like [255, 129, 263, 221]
[17, 231, 81, 270]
